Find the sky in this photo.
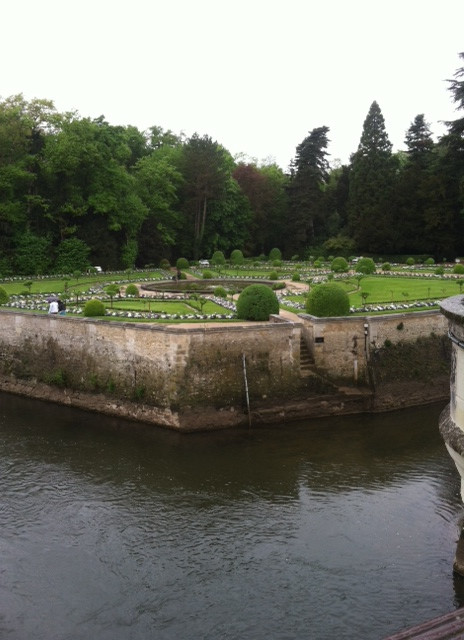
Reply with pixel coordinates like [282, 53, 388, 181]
[2, 0, 463, 170]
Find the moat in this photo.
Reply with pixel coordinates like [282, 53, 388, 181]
[2, 392, 463, 640]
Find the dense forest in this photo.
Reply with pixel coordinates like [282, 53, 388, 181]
[1, 54, 463, 275]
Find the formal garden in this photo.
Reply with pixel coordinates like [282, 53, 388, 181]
[0, 255, 464, 321]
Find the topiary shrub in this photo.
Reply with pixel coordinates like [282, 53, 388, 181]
[236, 284, 279, 321]
[176, 257, 189, 270]
[159, 258, 170, 269]
[331, 256, 349, 273]
[406, 257, 415, 266]
[125, 283, 139, 296]
[214, 286, 227, 298]
[0, 286, 9, 304]
[306, 283, 350, 317]
[435, 266, 445, 275]
[424, 257, 435, 266]
[202, 270, 213, 279]
[269, 247, 282, 261]
[291, 272, 301, 281]
[269, 271, 279, 280]
[313, 260, 322, 268]
[83, 299, 106, 317]
[453, 264, 464, 274]
[230, 249, 244, 268]
[211, 251, 226, 269]
[381, 262, 391, 271]
[355, 257, 376, 274]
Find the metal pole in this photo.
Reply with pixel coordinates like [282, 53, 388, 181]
[242, 353, 252, 428]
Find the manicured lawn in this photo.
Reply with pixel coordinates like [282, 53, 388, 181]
[0, 270, 169, 295]
[108, 299, 230, 315]
[340, 276, 463, 305]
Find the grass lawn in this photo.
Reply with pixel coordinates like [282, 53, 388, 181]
[340, 276, 463, 305]
[278, 275, 462, 313]
[107, 299, 230, 315]
[0, 270, 169, 295]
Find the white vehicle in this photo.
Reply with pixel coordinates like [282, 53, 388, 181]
[199, 260, 210, 267]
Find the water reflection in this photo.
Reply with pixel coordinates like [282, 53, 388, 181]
[0, 393, 462, 640]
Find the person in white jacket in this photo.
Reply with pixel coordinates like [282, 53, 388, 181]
[48, 300, 59, 314]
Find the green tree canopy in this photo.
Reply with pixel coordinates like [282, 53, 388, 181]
[348, 101, 398, 253]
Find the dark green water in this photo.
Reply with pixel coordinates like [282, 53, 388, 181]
[1, 392, 463, 639]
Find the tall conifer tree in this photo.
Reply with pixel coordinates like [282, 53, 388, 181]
[348, 101, 398, 253]
[286, 126, 330, 256]
[396, 114, 435, 254]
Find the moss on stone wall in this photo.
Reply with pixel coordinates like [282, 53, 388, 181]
[369, 334, 451, 384]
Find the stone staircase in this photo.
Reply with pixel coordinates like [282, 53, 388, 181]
[299, 335, 314, 376]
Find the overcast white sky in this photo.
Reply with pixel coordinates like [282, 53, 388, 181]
[2, 0, 463, 170]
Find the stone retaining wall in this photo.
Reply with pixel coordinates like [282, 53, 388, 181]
[0, 308, 450, 431]
[0, 311, 302, 430]
[301, 310, 448, 382]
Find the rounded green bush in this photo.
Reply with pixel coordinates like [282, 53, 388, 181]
[355, 257, 376, 274]
[159, 258, 170, 269]
[213, 286, 227, 298]
[83, 299, 106, 317]
[236, 284, 279, 321]
[406, 257, 415, 266]
[424, 257, 435, 266]
[272, 259, 282, 267]
[202, 270, 213, 279]
[230, 249, 244, 266]
[291, 272, 301, 282]
[211, 251, 226, 267]
[453, 263, 464, 274]
[176, 257, 189, 270]
[331, 256, 349, 273]
[269, 247, 282, 261]
[381, 262, 391, 271]
[0, 286, 9, 304]
[306, 283, 350, 317]
[269, 271, 279, 280]
[125, 283, 139, 296]
[435, 266, 445, 275]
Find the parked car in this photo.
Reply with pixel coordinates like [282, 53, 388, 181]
[199, 260, 210, 267]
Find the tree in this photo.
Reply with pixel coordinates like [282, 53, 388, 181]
[0, 95, 57, 268]
[232, 162, 287, 255]
[134, 149, 183, 266]
[55, 237, 90, 273]
[348, 101, 398, 253]
[14, 232, 52, 275]
[202, 177, 251, 258]
[395, 114, 436, 254]
[179, 134, 232, 259]
[105, 284, 120, 308]
[287, 126, 331, 256]
[446, 51, 464, 136]
[43, 116, 148, 268]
